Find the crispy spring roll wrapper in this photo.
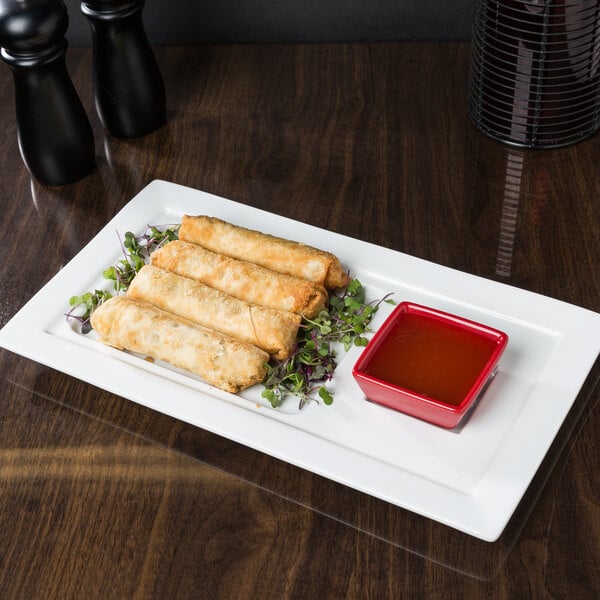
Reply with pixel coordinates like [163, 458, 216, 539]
[151, 240, 328, 318]
[179, 215, 349, 290]
[127, 265, 301, 360]
[90, 296, 268, 393]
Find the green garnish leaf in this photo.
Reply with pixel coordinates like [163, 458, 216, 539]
[318, 386, 334, 405]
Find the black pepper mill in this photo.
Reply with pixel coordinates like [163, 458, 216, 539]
[81, 0, 166, 138]
[0, 0, 96, 186]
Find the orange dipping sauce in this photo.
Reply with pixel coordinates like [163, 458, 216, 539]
[364, 312, 499, 406]
[352, 302, 508, 429]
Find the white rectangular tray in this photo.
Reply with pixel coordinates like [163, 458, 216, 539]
[2, 179, 599, 541]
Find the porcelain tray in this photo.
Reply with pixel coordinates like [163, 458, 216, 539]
[2, 179, 599, 541]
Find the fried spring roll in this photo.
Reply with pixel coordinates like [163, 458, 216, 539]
[90, 296, 268, 393]
[126, 265, 301, 360]
[151, 240, 328, 318]
[179, 215, 349, 289]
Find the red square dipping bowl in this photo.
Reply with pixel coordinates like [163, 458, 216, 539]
[352, 302, 509, 429]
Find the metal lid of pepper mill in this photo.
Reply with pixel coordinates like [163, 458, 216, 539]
[0, 0, 96, 186]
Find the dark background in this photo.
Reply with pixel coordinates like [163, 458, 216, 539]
[66, 0, 475, 46]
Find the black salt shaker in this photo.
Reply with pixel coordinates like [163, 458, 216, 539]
[0, 0, 96, 186]
[81, 0, 166, 138]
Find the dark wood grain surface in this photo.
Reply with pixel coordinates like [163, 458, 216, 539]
[0, 43, 599, 599]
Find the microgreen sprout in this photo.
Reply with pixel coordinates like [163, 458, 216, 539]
[261, 279, 395, 409]
[66, 289, 114, 334]
[66, 224, 179, 329]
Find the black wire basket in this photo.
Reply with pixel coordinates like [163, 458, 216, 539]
[468, 0, 600, 148]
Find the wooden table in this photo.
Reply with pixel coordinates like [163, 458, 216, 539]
[0, 43, 599, 599]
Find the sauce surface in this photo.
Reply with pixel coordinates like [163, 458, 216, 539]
[364, 312, 498, 406]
